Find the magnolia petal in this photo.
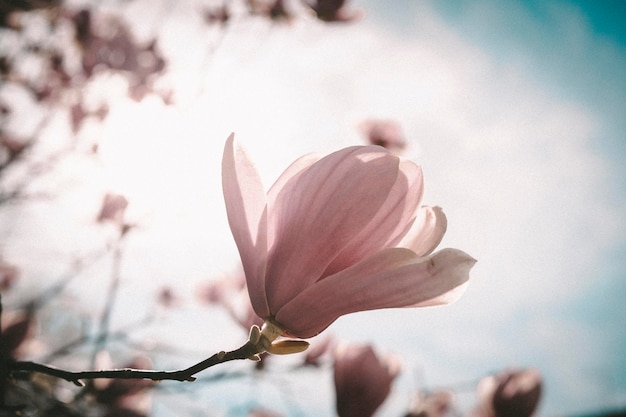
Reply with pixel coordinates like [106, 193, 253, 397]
[222, 134, 269, 317]
[399, 206, 448, 257]
[267, 152, 322, 250]
[322, 159, 424, 277]
[268, 153, 323, 200]
[265, 146, 400, 314]
[276, 248, 476, 338]
[410, 280, 470, 307]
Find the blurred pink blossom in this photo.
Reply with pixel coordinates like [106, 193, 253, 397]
[246, 0, 293, 21]
[197, 272, 246, 305]
[302, 335, 335, 366]
[157, 287, 180, 308]
[222, 134, 475, 339]
[0, 256, 19, 291]
[248, 408, 283, 417]
[71, 9, 166, 101]
[333, 343, 400, 417]
[307, 0, 362, 22]
[197, 272, 263, 331]
[1, 133, 30, 168]
[360, 119, 407, 153]
[97, 193, 128, 225]
[0, 313, 33, 359]
[474, 368, 543, 417]
[203, 5, 230, 25]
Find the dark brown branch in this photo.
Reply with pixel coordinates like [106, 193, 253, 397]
[8, 337, 262, 386]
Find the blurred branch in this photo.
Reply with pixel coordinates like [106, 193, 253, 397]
[89, 235, 124, 368]
[0, 114, 57, 206]
[39, 314, 154, 363]
[24, 248, 109, 311]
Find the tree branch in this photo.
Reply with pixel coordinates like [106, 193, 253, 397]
[8, 337, 262, 386]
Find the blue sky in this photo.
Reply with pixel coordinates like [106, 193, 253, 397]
[353, 1, 626, 414]
[367, 0, 626, 163]
[2, 0, 625, 416]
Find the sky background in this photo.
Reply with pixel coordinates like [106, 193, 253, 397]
[2, 0, 625, 416]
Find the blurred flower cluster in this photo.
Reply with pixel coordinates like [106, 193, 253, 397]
[0, 0, 360, 206]
[203, 0, 361, 24]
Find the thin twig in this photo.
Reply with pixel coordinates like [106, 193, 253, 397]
[27, 248, 108, 311]
[90, 237, 124, 368]
[39, 314, 154, 363]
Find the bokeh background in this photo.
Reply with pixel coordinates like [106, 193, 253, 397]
[1, 0, 625, 416]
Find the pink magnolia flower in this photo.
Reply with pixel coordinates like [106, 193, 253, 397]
[222, 134, 475, 340]
[333, 343, 400, 417]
